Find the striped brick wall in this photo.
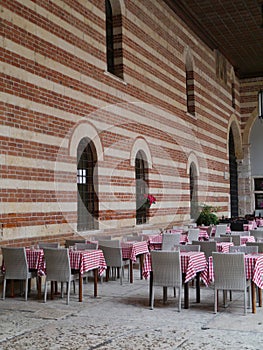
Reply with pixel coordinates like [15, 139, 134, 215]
[0, 0, 261, 246]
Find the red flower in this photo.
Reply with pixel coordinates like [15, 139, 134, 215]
[144, 194, 156, 206]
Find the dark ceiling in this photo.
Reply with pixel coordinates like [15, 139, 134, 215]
[164, 0, 263, 78]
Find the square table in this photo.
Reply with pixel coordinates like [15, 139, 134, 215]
[121, 241, 149, 283]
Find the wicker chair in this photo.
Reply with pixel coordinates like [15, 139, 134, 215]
[98, 240, 120, 248]
[38, 242, 60, 249]
[214, 236, 232, 243]
[212, 252, 251, 315]
[187, 229, 200, 244]
[75, 242, 98, 250]
[161, 233, 181, 250]
[220, 234, 240, 245]
[99, 245, 129, 285]
[150, 251, 182, 311]
[65, 239, 86, 248]
[246, 242, 263, 253]
[249, 230, 263, 242]
[192, 240, 217, 260]
[214, 224, 228, 237]
[1, 247, 38, 301]
[176, 244, 200, 252]
[43, 248, 79, 304]
[229, 245, 258, 254]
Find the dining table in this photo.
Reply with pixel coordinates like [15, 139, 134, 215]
[121, 240, 149, 283]
[143, 251, 208, 309]
[207, 253, 263, 313]
[26, 248, 107, 302]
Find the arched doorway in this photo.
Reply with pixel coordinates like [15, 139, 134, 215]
[189, 162, 198, 220]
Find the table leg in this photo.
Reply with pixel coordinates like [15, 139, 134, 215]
[93, 268, 98, 297]
[11, 280, 14, 297]
[37, 276, 42, 299]
[79, 272, 83, 302]
[139, 254, 144, 279]
[149, 271, 153, 307]
[252, 281, 256, 314]
[196, 272, 200, 303]
[183, 273, 189, 309]
[51, 281, 54, 300]
[258, 287, 262, 307]
[129, 259, 133, 283]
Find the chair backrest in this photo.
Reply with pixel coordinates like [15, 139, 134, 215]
[38, 242, 60, 249]
[230, 235, 241, 246]
[75, 242, 98, 250]
[43, 248, 71, 282]
[192, 240, 217, 259]
[161, 233, 181, 250]
[230, 222, 244, 232]
[124, 235, 143, 242]
[246, 242, 263, 253]
[65, 239, 86, 248]
[94, 235, 112, 240]
[187, 229, 200, 244]
[98, 240, 120, 248]
[176, 244, 200, 252]
[214, 236, 232, 243]
[231, 231, 249, 237]
[212, 252, 246, 290]
[150, 251, 182, 287]
[206, 225, 213, 237]
[214, 224, 228, 237]
[99, 245, 123, 267]
[250, 230, 263, 242]
[229, 245, 258, 254]
[142, 229, 160, 235]
[1, 247, 29, 279]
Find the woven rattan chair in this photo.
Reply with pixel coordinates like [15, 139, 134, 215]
[75, 242, 98, 250]
[192, 240, 217, 260]
[229, 245, 258, 254]
[161, 233, 181, 250]
[124, 235, 143, 242]
[246, 242, 263, 253]
[43, 248, 78, 304]
[214, 236, 232, 243]
[187, 229, 200, 244]
[1, 247, 38, 301]
[99, 245, 129, 285]
[220, 234, 240, 245]
[176, 244, 200, 252]
[212, 252, 251, 315]
[150, 251, 182, 311]
[214, 224, 228, 237]
[65, 239, 86, 248]
[98, 240, 120, 248]
[249, 230, 263, 242]
[38, 242, 60, 249]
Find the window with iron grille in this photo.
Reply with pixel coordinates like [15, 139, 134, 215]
[77, 138, 98, 231]
[105, 0, 115, 75]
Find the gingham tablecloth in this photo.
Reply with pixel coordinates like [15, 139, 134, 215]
[216, 242, 233, 253]
[26, 249, 45, 276]
[143, 251, 208, 285]
[69, 249, 107, 276]
[207, 254, 263, 289]
[240, 236, 255, 245]
[121, 241, 149, 262]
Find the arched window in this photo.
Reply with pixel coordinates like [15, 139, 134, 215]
[77, 138, 98, 231]
[190, 163, 198, 220]
[135, 151, 148, 225]
[105, 0, 124, 78]
[229, 128, 238, 217]
[185, 50, 195, 116]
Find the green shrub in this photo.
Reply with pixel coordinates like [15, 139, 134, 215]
[196, 204, 219, 226]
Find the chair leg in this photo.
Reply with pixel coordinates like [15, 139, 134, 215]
[2, 279, 6, 300]
[66, 282, 70, 305]
[178, 287, 181, 312]
[44, 281, 48, 303]
[150, 287, 154, 310]
[214, 289, 218, 313]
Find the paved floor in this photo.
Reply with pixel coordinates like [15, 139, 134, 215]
[0, 269, 263, 350]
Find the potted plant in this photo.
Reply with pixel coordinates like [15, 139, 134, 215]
[196, 204, 219, 226]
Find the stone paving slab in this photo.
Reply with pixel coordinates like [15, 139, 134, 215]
[0, 272, 263, 349]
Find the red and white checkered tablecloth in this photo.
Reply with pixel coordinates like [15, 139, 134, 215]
[69, 249, 107, 276]
[143, 251, 208, 285]
[241, 236, 255, 245]
[26, 249, 45, 276]
[121, 241, 149, 262]
[216, 242, 233, 253]
[207, 254, 263, 289]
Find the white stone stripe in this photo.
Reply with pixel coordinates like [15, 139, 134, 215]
[0, 179, 76, 191]
[0, 202, 76, 214]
